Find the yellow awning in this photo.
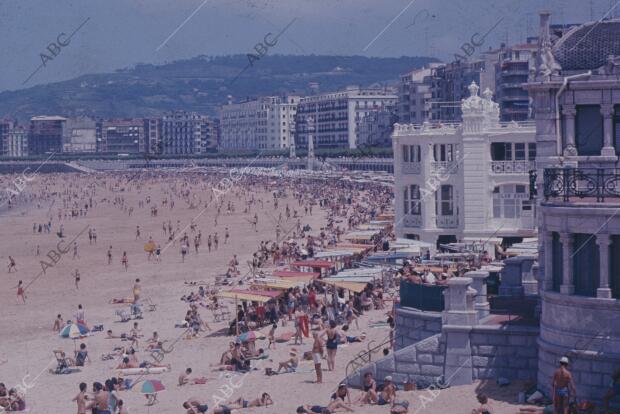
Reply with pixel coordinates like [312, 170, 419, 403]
[319, 279, 368, 293]
[251, 280, 298, 290]
[218, 291, 275, 303]
[343, 234, 374, 241]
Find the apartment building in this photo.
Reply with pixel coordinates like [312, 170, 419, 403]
[295, 87, 397, 150]
[29, 116, 66, 155]
[96, 119, 145, 154]
[220, 96, 298, 151]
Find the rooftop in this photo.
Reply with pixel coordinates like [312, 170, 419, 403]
[553, 18, 620, 70]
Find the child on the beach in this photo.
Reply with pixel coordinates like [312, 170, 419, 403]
[268, 323, 277, 350]
[15, 280, 25, 304]
[53, 314, 63, 332]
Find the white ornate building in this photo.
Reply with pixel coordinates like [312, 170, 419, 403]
[393, 81, 537, 247]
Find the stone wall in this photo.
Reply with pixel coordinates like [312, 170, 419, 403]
[394, 306, 442, 350]
[470, 325, 539, 381]
[345, 333, 446, 389]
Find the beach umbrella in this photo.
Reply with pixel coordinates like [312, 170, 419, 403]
[237, 330, 265, 343]
[59, 323, 89, 338]
[144, 241, 156, 253]
[138, 379, 166, 394]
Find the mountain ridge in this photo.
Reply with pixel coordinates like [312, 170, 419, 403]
[1, 54, 438, 122]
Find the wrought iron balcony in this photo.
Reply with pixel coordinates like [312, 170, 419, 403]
[431, 161, 459, 175]
[402, 162, 421, 174]
[436, 215, 459, 228]
[403, 215, 422, 228]
[543, 168, 620, 203]
[490, 160, 535, 174]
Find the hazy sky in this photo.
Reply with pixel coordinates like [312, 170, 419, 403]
[0, 0, 617, 91]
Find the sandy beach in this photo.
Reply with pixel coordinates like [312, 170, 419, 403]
[0, 170, 528, 414]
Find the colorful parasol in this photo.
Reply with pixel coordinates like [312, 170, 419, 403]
[59, 323, 89, 338]
[144, 241, 156, 253]
[237, 330, 265, 343]
[138, 379, 166, 394]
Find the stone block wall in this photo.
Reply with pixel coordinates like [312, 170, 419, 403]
[538, 338, 620, 407]
[394, 306, 442, 350]
[345, 333, 446, 389]
[470, 325, 539, 381]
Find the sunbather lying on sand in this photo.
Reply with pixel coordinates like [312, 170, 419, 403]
[227, 393, 273, 409]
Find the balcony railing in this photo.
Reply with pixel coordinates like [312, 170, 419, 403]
[402, 162, 421, 174]
[436, 215, 458, 228]
[403, 215, 422, 228]
[431, 161, 459, 175]
[490, 160, 535, 174]
[543, 168, 620, 203]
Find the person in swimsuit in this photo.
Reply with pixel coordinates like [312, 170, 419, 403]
[322, 320, 341, 371]
[360, 372, 377, 404]
[183, 398, 209, 413]
[86, 382, 110, 414]
[72, 382, 87, 414]
[377, 376, 396, 406]
[331, 383, 352, 406]
[228, 393, 273, 409]
[552, 357, 576, 414]
[312, 331, 324, 383]
[15, 280, 25, 304]
[471, 394, 492, 414]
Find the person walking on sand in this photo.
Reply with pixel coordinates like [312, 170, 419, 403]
[552, 356, 576, 414]
[225, 227, 230, 244]
[8, 256, 17, 273]
[121, 251, 128, 271]
[15, 280, 26, 304]
[107, 246, 113, 265]
[74, 269, 81, 290]
[312, 331, 324, 383]
[76, 304, 86, 326]
[73, 242, 79, 260]
[135, 225, 141, 240]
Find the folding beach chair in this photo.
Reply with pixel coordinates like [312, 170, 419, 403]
[144, 297, 157, 312]
[51, 350, 79, 374]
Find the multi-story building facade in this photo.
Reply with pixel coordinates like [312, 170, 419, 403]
[526, 12, 620, 406]
[219, 99, 260, 151]
[64, 117, 97, 153]
[398, 66, 437, 124]
[0, 120, 13, 156]
[220, 96, 298, 151]
[29, 116, 66, 155]
[144, 118, 162, 155]
[6, 126, 27, 157]
[495, 42, 537, 122]
[357, 105, 398, 147]
[429, 59, 496, 122]
[295, 87, 397, 150]
[393, 81, 536, 247]
[96, 119, 145, 154]
[161, 111, 216, 155]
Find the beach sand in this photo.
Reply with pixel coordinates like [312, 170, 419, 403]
[0, 172, 529, 414]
